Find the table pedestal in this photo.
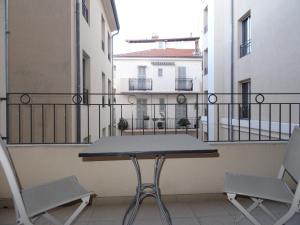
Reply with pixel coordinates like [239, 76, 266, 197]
[122, 155, 172, 225]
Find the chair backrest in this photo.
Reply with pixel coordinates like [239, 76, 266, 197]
[283, 127, 300, 182]
[0, 137, 29, 221]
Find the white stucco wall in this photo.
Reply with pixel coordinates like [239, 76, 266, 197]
[0, 142, 286, 198]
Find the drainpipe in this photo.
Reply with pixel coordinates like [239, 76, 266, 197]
[75, 0, 81, 142]
[111, 30, 119, 136]
[230, 0, 234, 140]
[2, 0, 9, 140]
[4, 0, 8, 92]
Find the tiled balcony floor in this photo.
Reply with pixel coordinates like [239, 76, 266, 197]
[0, 194, 299, 225]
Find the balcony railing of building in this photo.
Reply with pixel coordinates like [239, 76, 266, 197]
[5, 93, 300, 144]
[175, 79, 193, 91]
[240, 40, 252, 57]
[82, 0, 89, 23]
[128, 78, 152, 91]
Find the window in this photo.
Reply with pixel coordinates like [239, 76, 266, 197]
[108, 33, 111, 61]
[138, 66, 146, 76]
[82, 53, 90, 104]
[203, 49, 208, 75]
[101, 15, 105, 52]
[240, 14, 251, 57]
[82, 0, 89, 23]
[159, 98, 165, 113]
[102, 127, 106, 137]
[240, 80, 251, 119]
[158, 68, 163, 77]
[203, 6, 208, 34]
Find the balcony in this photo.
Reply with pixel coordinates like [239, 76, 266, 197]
[175, 78, 193, 91]
[128, 78, 153, 91]
[0, 193, 294, 225]
[1, 92, 300, 225]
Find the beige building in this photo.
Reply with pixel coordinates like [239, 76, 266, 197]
[6, 0, 119, 143]
[200, 0, 300, 141]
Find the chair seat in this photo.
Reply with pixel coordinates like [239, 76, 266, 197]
[224, 172, 294, 204]
[22, 176, 91, 217]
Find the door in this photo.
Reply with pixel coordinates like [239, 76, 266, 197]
[136, 98, 147, 129]
[138, 66, 146, 90]
[177, 66, 186, 90]
[175, 104, 187, 128]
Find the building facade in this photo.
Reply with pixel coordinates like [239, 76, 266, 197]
[114, 48, 202, 135]
[201, 0, 300, 141]
[6, 0, 119, 143]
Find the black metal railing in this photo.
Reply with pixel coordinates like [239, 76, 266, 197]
[129, 78, 152, 91]
[82, 0, 89, 23]
[175, 79, 193, 91]
[240, 40, 251, 57]
[5, 93, 300, 144]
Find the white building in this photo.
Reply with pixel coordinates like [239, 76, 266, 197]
[114, 48, 202, 134]
[200, 0, 300, 141]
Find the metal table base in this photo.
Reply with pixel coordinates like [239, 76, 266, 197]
[122, 155, 172, 225]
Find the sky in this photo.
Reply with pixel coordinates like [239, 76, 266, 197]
[113, 0, 202, 54]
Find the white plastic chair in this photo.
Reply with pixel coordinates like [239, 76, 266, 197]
[0, 136, 92, 225]
[224, 127, 300, 225]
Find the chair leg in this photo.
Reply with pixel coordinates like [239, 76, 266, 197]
[236, 198, 260, 222]
[273, 207, 297, 225]
[250, 198, 277, 221]
[42, 196, 91, 225]
[64, 196, 91, 225]
[227, 194, 262, 225]
[43, 213, 63, 225]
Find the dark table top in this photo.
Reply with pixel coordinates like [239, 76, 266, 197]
[79, 135, 218, 159]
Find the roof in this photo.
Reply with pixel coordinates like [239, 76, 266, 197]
[126, 37, 200, 43]
[114, 48, 201, 58]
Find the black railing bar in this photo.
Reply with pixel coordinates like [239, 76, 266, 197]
[120, 105, 123, 136]
[248, 103, 251, 141]
[238, 104, 240, 141]
[299, 104, 300, 127]
[8, 102, 300, 106]
[269, 104, 272, 140]
[30, 105, 33, 144]
[7, 92, 300, 95]
[64, 104, 67, 144]
[227, 104, 230, 141]
[154, 104, 156, 135]
[18, 104, 21, 144]
[87, 104, 90, 143]
[279, 104, 282, 140]
[259, 104, 261, 141]
[42, 105, 44, 143]
[289, 104, 292, 137]
[217, 104, 220, 142]
[53, 104, 56, 143]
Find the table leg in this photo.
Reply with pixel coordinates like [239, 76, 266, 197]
[122, 155, 172, 225]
